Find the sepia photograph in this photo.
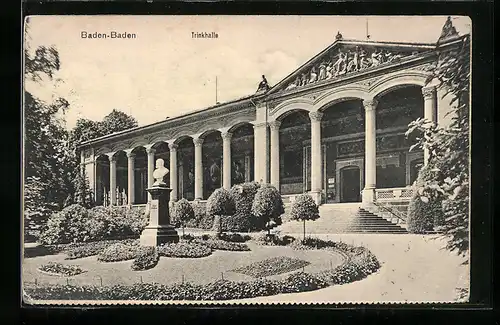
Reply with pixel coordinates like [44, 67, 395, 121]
[22, 15, 471, 305]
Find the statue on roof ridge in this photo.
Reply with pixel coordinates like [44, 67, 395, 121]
[335, 31, 343, 41]
[438, 16, 459, 43]
[256, 75, 270, 93]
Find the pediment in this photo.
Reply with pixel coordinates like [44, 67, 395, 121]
[267, 39, 436, 96]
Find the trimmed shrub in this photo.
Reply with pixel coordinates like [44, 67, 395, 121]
[289, 194, 320, 240]
[171, 199, 195, 236]
[43, 205, 148, 245]
[251, 184, 284, 234]
[39, 204, 90, 245]
[226, 182, 261, 232]
[407, 165, 445, 233]
[206, 188, 236, 234]
[158, 242, 212, 258]
[131, 246, 159, 271]
[97, 242, 139, 262]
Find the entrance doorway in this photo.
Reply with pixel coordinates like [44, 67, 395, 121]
[340, 166, 361, 202]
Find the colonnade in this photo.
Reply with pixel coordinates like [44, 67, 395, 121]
[90, 85, 437, 207]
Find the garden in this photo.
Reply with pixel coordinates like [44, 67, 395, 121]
[23, 182, 381, 301]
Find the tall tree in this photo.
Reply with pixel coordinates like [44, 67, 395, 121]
[24, 23, 71, 238]
[406, 27, 470, 258]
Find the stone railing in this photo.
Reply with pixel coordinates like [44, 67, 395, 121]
[375, 187, 413, 202]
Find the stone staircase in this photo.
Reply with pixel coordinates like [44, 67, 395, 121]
[278, 202, 407, 234]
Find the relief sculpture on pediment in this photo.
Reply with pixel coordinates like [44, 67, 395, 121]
[284, 45, 409, 92]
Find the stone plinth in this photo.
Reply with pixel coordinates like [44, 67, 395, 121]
[140, 183, 179, 246]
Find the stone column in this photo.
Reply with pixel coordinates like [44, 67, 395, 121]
[168, 142, 178, 203]
[193, 136, 204, 200]
[269, 121, 281, 190]
[362, 99, 378, 205]
[309, 111, 324, 205]
[422, 86, 437, 165]
[108, 154, 117, 206]
[221, 131, 232, 189]
[146, 146, 156, 201]
[126, 151, 135, 206]
[253, 122, 269, 183]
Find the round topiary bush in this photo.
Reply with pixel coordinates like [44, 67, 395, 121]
[226, 182, 261, 232]
[289, 194, 320, 240]
[251, 184, 284, 234]
[171, 198, 195, 236]
[206, 188, 236, 234]
[407, 165, 445, 233]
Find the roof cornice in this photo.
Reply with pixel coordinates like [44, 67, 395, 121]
[78, 93, 264, 149]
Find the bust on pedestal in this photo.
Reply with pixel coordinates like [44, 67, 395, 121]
[140, 158, 179, 246]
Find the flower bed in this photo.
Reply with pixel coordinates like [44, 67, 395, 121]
[25, 271, 328, 301]
[231, 256, 310, 278]
[194, 238, 250, 252]
[97, 242, 140, 262]
[253, 233, 296, 246]
[25, 236, 380, 301]
[64, 239, 139, 260]
[217, 232, 252, 243]
[158, 242, 212, 258]
[131, 246, 159, 271]
[37, 262, 86, 277]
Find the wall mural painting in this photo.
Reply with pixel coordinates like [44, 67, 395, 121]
[337, 134, 408, 157]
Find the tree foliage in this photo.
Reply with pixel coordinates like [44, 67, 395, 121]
[406, 33, 470, 258]
[289, 194, 320, 240]
[251, 184, 284, 234]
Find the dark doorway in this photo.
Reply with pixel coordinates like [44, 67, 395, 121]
[341, 166, 361, 202]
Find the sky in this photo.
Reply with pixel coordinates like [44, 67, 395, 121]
[24, 15, 471, 130]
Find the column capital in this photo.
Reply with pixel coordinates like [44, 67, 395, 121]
[145, 146, 156, 155]
[124, 149, 135, 158]
[269, 120, 281, 131]
[422, 86, 437, 99]
[363, 99, 378, 111]
[106, 153, 117, 162]
[192, 136, 204, 147]
[168, 142, 178, 151]
[253, 121, 268, 129]
[221, 131, 232, 141]
[309, 111, 324, 122]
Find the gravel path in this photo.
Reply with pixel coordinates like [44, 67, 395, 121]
[232, 234, 469, 303]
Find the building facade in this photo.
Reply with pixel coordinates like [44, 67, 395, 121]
[78, 20, 466, 208]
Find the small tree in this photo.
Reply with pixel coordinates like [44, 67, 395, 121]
[289, 194, 320, 240]
[172, 198, 195, 237]
[206, 188, 236, 235]
[74, 170, 95, 209]
[251, 184, 284, 235]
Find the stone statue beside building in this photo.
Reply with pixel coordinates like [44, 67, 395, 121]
[153, 159, 169, 186]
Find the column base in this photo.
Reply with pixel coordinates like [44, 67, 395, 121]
[139, 225, 179, 246]
[362, 188, 376, 208]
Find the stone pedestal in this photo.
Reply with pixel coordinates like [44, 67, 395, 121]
[140, 183, 179, 246]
